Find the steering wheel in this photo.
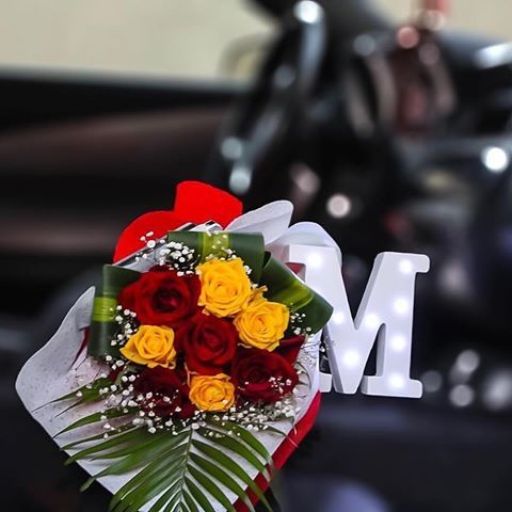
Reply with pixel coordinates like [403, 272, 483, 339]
[205, 0, 327, 198]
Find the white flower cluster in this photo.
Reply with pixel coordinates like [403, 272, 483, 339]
[110, 306, 138, 348]
[157, 240, 196, 272]
[290, 311, 313, 336]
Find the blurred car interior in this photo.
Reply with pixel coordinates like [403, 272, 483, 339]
[2, 1, 512, 511]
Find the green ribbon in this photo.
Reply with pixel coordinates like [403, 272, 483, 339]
[88, 266, 140, 357]
[260, 255, 333, 334]
[88, 231, 333, 357]
[166, 231, 265, 283]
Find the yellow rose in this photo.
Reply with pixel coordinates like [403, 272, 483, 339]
[234, 294, 289, 351]
[197, 257, 253, 317]
[120, 325, 176, 368]
[189, 374, 235, 412]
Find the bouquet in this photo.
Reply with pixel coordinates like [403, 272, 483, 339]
[16, 181, 334, 512]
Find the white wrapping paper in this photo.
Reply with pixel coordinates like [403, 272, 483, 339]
[16, 201, 338, 511]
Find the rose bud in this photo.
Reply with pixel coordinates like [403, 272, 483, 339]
[119, 268, 201, 329]
[133, 366, 195, 419]
[233, 348, 299, 403]
[177, 312, 238, 375]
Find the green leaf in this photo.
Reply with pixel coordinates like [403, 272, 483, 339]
[192, 439, 273, 512]
[65, 427, 147, 465]
[66, 420, 278, 512]
[260, 254, 333, 334]
[88, 265, 140, 357]
[52, 377, 113, 404]
[198, 428, 269, 479]
[111, 446, 187, 511]
[208, 419, 272, 464]
[109, 429, 191, 510]
[188, 465, 236, 512]
[61, 424, 136, 450]
[147, 480, 182, 512]
[55, 408, 134, 437]
[113, 453, 187, 512]
[166, 231, 265, 283]
[185, 478, 216, 512]
[162, 489, 184, 512]
[109, 444, 187, 510]
[95, 429, 184, 460]
[191, 453, 256, 512]
[183, 490, 199, 512]
[82, 433, 186, 491]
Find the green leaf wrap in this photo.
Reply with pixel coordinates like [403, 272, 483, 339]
[260, 254, 333, 334]
[88, 265, 140, 357]
[166, 231, 265, 283]
[88, 231, 333, 356]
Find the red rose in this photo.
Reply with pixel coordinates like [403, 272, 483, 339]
[177, 312, 238, 375]
[277, 335, 305, 365]
[232, 348, 299, 403]
[119, 268, 201, 328]
[133, 366, 195, 419]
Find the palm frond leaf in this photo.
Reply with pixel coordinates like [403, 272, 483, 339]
[55, 407, 135, 437]
[65, 420, 277, 512]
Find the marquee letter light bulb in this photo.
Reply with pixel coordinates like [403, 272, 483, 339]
[284, 245, 429, 399]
